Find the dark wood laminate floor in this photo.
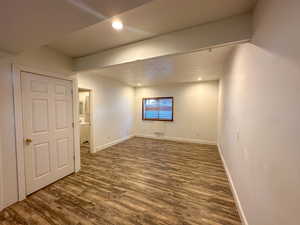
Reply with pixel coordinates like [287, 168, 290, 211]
[0, 137, 241, 225]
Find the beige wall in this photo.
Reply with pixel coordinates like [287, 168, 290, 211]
[0, 135, 3, 211]
[78, 74, 135, 150]
[0, 46, 73, 208]
[219, 1, 300, 225]
[135, 81, 219, 144]
[0, 60, 18, 208]
[15, 46, 73, 75]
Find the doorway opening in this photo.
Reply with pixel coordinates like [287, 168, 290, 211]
[78, 88, 94, 154]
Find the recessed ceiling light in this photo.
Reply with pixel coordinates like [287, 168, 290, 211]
[198, 77, 203, 81]
[137, 83, 141, 86]
[112, 20, 123, 31]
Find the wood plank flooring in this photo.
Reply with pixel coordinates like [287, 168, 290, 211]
[0, 137, 241, 225]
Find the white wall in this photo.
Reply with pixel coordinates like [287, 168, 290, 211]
[78, 74, 135, 150]
[219, 1, 300, 225]
[135, 81, 219, 144]
[15, 46, 73, 75]
[0, 46, 73, 209]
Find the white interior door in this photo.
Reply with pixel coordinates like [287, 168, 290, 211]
[21, 72, 75, 195]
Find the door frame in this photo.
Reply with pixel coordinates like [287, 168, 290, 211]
[78, 87, 96, 153]
[12, 64, 81, 201]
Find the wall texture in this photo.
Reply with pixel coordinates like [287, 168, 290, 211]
[0, 135, 3, 211]
[135, 81, 219, 144]
[0, 60, 18, 208]
[219, 1, 300, 225]
[15, 46, 73, 75]
[0, 46, 73, 209]
[78, 74, 135, 150]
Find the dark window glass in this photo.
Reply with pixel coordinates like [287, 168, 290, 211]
[143, 97, 173, 121]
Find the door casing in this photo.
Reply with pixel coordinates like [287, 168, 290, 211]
[12, 64, 80, 201]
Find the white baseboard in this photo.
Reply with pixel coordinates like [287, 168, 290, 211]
[95, 135, 134, 152]
[135, 134, 217, 145]
[95, 134, 216, 153]
[217, 144, 249, 225]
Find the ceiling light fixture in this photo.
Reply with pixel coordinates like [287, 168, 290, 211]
[112, 20, 123, 31]
[137, 83, 141, 86]
[198, 77, 203, 81]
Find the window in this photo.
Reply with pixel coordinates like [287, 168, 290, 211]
[142, 97, 174, 121]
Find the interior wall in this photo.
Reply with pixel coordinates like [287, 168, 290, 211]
[135, 81, 219, 144]
[219, 0, 300, 224]
[0, 59, 18, 208]
[15, 46, 73, 75]
[0, 46, 73, 209]
[0, 134, 3, 211]
[77, 74, 135, 150]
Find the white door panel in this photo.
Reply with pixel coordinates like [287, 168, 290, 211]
[21, 72, 74, 195]
[33, 142, 51, 178]
[32, 99, 49, 133]
[57, 138, 69, 169]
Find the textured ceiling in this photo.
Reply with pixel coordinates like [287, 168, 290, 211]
[79, 45, 236, 87]
[0, 0, 152, 53]
[49, 0, 256, 57]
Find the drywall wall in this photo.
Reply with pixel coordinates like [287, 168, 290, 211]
[15, 46, 73, 75]
[218, 1, 300, 224]
[77, 74, 135, 151]
[0, 134, 3, 211]
[135, 81, 219, 144]
[0, 46, 73, 209]
[0, 60, 19, 208]
[0, 60, 17, 209]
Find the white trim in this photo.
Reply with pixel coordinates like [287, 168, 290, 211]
[89, 90, 96, 153]
[78, 87, 96, 154]
[12, 64, 80, 202]
[217, 144, 249, 225]
[73, 79, 81, 172]
[135, 134, 217, 145]
[12, 65, 26, 201]
[95, 135, 134, 152]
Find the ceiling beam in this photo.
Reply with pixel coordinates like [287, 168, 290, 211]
[74, 12, 252, 71]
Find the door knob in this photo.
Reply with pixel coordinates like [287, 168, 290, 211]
[25, 138, 32, 144]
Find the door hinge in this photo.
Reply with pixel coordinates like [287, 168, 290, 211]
[72, 122, 74, 128]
